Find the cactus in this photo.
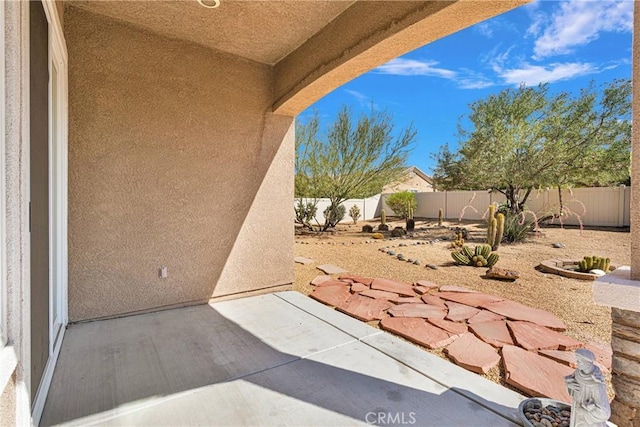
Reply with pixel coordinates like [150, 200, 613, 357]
[451, 251, 470, 265]
[381, 209, 387, 225]
[462, 245, 474, 259]
[576, 255, 612, 273]
[486, 253, 499, 268]
[438, 208, 443, 227]
[488, 217, 497, 249]
[372, 232, 384, 240]
[452, 245, 499, 268]
[480, 244, 491, 258]
[494, 213, 505, 251]
[488, 204, 496, 222]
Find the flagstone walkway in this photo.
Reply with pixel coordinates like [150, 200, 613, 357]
[309, 274, 612, 404]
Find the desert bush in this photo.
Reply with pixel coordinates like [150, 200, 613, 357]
[386, 191, 417, 219]
[349, 205, 361, 224]
[295, 199, 317, 228]
[323, 204, 346, 228]
[502, 212, 537, 243]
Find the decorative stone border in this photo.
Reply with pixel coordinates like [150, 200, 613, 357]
[538, 259, 616, 281]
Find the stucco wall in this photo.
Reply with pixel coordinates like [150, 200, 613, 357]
[632, 3, 640, 280]
[66, 7, 294, 322]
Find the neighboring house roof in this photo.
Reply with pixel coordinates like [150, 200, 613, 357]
[382, 166, 434, 193]
[404, 166, 433, 184]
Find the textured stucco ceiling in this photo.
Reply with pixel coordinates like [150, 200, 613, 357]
[66, 0, 357, 65]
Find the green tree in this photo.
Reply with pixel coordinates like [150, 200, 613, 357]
[385, 191, 417, 219]
[433, 80, 631, 214]
[296, 106, 416, 230]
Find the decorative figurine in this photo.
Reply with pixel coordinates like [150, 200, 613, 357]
[564, 348, 611, 427]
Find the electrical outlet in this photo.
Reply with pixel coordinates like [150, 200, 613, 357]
[159, 266, 168, 279]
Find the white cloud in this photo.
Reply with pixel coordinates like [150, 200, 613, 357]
[344, 89, 378, 109]
[498, 62, 598, 86]
[532, 0, 633, 59]
[375, 58, 457, 79]
[474, 22, 493, 38]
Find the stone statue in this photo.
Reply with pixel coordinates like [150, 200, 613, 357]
[564, 348, 610, 427]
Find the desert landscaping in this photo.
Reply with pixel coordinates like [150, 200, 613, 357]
[294, 218, 631, 400]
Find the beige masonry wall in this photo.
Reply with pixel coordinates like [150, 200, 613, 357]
[66, 7, 294, 322]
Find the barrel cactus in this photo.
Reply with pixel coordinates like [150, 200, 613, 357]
[451, 245, 499, 268]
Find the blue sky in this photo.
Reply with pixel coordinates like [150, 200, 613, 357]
[298, 0, 633, 175]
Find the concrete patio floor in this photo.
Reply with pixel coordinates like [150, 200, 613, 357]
[41, 291, 526, 426]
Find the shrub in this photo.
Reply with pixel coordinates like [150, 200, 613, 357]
[295, 199, 317, 227]
[323, 204, 346, 228]
[502, 212, 536, 243]
[349, 205, 361, 224]
[386, 191, 417, 219]
[372, 232, 384, 239]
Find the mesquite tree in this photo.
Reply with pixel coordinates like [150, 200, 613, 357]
[296, 106, 416, 231]
[432, 80, 631, 214]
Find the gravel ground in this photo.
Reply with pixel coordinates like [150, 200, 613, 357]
[293, 218, 630, 397]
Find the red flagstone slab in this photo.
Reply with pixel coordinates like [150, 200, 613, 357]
[316, 264, 348, 274]
[392, 296, 422, 304]
[480, 300, 567, 331]
[351, 282, 369, 293]
[586, 342, 612, 370]
[380, 317, 457, 349]
[339, 275, 374, 286]
[428, 318, 469, 336]
[415, 280, 439, 290]
[371, 278, 416, 297]
[339, 279, 355, 284]
[439, 285, 478, 293]
[507, 321, 582, 351]
[445, 301, 481, 322]
[360, 289, 399, 300]
[468, 321, 514, 348]
[502, 345, 573, 402]
[467, 310, 505, 324]
[316, 280, 351, 288]
[444, 333, 500, 374]
[413, 286, 431, 295]
[337, 294, 393, 322]
[436, 292, 505, 308]
[421, 294, 447, 308]
[388, 304, 446, 319]
[310, 285, 351, 307]
[310, 275, 332, 286]
[538, 350, 577, 368]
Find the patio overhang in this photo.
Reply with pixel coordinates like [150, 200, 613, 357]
[66, 0, 530, 116]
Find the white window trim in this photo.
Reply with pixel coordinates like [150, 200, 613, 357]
[0, 0, 7, 349]
[31, 1, 68, 424]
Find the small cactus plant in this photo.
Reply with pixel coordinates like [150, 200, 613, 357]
[348, 204, 361, 224]
[486, 204, 504, 251]
[371, 232, 384, 240]
[378, 210, 389, 231]
[451, 244, 499, 268]
[450, 231, 465, 249]
[577, 255, 611, 273]
[438, 208, 443, 227]
[406, 202, 415, 231]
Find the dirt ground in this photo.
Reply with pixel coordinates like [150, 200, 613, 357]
[293, 218, 630, 397]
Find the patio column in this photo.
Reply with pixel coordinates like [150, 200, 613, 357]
[605, 3, 640, 425]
